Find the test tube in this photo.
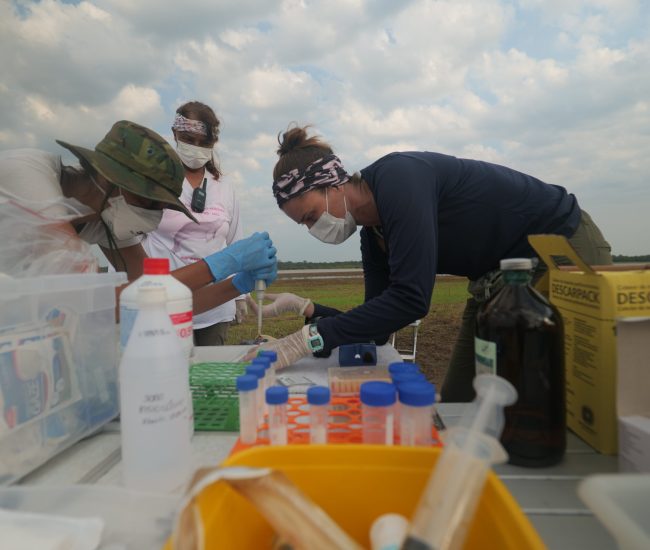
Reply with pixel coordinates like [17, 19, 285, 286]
[245, 364, 266, 427]
[266, 386, 289, 445]
[236, 374, 258, 445]
[391, 371, 427, 437]
[307, 386, 330, 444]
[251, 356, 272, 415]
[398, 382, 436, 447]
[257, 350, 278, 386]
[360, 381, 397, 445]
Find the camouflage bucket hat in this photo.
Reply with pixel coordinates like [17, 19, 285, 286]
[56, 120, 197, 222]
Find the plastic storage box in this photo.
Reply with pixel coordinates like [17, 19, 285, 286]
[170, 445, 545, 549]
[579, 473, 650, 549]
[0, 272, 126, 484]
[0, 484, 179, 549]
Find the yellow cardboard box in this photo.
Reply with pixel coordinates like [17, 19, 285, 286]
[529, 235, 650, 454]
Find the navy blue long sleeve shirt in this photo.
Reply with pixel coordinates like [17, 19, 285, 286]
[315, 151, 581, 351]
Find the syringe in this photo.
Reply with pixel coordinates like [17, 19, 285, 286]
[255, 279, 266, 339]
[402, 374, 518, 550]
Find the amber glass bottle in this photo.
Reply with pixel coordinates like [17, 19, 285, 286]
[475, 258, 565, 467]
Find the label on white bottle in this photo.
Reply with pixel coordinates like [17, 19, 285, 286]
[120, 369, 192, 492]
[120, 306, 193, 355]
[122, 371, 190, 428]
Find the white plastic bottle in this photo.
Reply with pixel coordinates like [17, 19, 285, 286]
[119, 257, 193, 359]
[119, 285, 192, 493]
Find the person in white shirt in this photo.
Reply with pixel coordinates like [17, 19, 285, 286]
[142, 102, 248, 345]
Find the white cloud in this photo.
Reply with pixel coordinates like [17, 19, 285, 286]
[1, 0, 649, 258]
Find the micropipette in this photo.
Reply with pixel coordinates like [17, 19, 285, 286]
[255, 279, 266, 339]
[402, 374, 517, 550]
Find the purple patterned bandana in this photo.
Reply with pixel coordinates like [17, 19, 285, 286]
[273, 154, 351, 206]
[172, 113, 208, 136]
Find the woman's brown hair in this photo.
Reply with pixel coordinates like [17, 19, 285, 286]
[273, 124, 333, 181]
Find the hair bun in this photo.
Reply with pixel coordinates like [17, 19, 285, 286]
[277, 125, 310, 156]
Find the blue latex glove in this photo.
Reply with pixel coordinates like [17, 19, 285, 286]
[233, 262, 278, 294]
[203, 232, 276, 282]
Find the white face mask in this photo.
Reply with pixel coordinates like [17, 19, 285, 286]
[101, 195, 163, 240]
[176, 140, 214, 170]
[308, 188, 357, 245]
[91, 176, 162, 240]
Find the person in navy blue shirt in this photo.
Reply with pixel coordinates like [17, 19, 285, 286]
[246, 125, 611, 402]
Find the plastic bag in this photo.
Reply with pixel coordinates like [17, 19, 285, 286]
[0, 198, 98, 276]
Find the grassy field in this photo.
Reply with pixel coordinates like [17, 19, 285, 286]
[226, 275, 468, 389]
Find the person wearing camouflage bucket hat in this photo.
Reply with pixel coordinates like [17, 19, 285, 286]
[0, 120, 279, 316]
[57, 120, 198, 223]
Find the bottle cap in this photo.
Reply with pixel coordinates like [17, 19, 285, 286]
[251, 356, 272, 371]
[398, 382, 436, 406]
[391, 371, 426, 387]
[135, 285, 167, 306]
[258, 350, 278, 362]
[360, 381, 397, 407]
[388, 362, 421, 376]
[245, 364, 266, 379]
[266, 386, 289, 405]
[307, 386, 330, 405]
[236, 374, 258, 392]
[143, 257, 171, 275]
[500, 258, 533, 271]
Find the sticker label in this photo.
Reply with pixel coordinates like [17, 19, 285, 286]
[475, 337, 497, 376]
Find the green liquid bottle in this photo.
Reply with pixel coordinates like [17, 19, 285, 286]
[475, 258, 566, 467]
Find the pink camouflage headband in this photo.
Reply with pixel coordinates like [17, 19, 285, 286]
[172, 113, 208, 136]
[272, 154, 351, 206]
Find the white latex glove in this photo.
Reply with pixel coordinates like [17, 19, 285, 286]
[246, 292, 312, 318]
[235, 299, 248, 324]
[243, 326, 311, 370]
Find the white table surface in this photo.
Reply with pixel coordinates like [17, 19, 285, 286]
[15, 346, 620, 549]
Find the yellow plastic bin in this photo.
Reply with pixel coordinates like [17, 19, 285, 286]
[167, 445, 545, 549]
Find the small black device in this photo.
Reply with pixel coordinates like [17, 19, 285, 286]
[338, 343, 377, 367]
[191, 178, 207, 213]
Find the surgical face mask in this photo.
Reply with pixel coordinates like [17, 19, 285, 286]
[176, 140, 213, 169]
[91, 176, 163, 240]
[308, 189, 357, 245]
[101, 195, 163, 240]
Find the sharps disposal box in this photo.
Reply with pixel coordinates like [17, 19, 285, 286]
[529, 235, 650, 454]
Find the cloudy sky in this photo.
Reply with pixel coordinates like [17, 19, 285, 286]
[2, 0, 649, 262]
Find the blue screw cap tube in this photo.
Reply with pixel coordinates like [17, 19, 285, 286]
[307, 386, 331, 444]
[266, 386, 289, 446]
[360, 381, 397, 445]
[258, 350, 278, 385]
[246, 364, 266, 427]
[398, 382, 436, 447]
[251, 356, 272, 415]
[236, 375, 258, 445]
[388, 362, 421, 377]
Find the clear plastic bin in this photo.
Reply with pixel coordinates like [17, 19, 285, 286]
[0, 484, 179, 549]
[0, 272, 126, 484]
[579, 473, 650, 549]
